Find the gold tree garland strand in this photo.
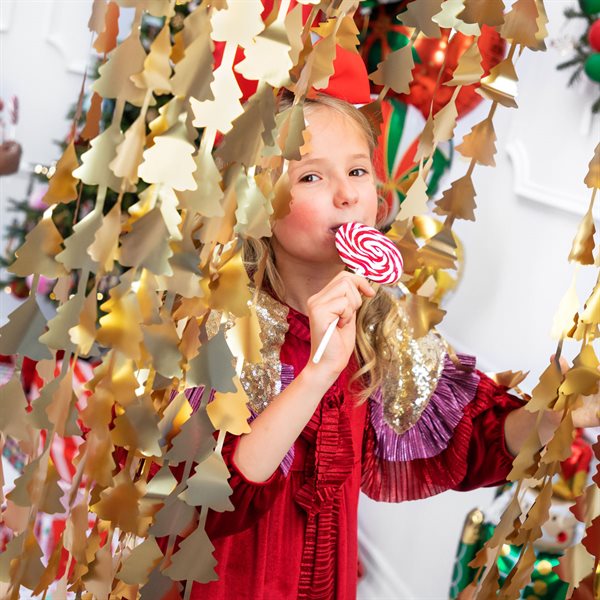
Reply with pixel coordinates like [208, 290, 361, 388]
[0, 0, 598, 597]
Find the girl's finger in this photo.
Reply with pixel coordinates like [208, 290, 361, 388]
[311, 297, 355, 328]
[343, 278, 363, 310]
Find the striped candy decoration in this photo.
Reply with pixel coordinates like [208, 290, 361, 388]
[335, 222, 403, 284]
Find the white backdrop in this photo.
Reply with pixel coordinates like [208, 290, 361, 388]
[0, 1, 598, 599]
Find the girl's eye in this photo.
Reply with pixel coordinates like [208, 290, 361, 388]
[350, 168, 368, 177]
[299, 173, 320, 183]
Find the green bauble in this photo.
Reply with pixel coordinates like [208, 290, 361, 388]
[584, 53, 600, 82]
[580, 0, 600, 15]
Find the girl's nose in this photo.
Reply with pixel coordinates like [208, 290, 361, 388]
[333, 178, 359, 208]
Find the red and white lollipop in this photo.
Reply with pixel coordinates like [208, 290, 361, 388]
[335, 222, 403, 284]
[313, 222, 404, 363]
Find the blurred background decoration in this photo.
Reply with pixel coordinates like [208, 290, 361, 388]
[557, 0, 600, 112]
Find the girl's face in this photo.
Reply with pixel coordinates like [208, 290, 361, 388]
[272, 105, 378, 267]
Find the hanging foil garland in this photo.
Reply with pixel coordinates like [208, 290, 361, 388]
[0, 0, 597, 598]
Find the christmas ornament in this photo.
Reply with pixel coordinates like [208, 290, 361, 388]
[580, 0, 600, 17]
[588, 19, 600, 52]
[406, 25, 506, 119]
[584, 52, 600, 82]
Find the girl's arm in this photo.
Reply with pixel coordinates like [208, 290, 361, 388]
[233, 363, 335, 482]
[233, 272, 374, 483]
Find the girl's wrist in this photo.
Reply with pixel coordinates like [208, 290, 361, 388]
[299, 362, 339, 394]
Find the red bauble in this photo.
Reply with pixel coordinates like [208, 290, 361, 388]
[398, 25, 506, 120]
[589, 19, 600, 52]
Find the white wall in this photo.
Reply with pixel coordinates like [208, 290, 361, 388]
[1, 2, 598, 599]
[0, 0, 132, 323]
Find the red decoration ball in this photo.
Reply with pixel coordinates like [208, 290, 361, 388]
[584, 53, 600, 82]
[589, 19, 600, 52]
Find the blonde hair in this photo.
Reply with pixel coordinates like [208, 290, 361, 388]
[243, 95, 403, 403]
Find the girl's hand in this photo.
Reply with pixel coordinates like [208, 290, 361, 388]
[572, 394, 600, 429]
[305, 271, 375, 381]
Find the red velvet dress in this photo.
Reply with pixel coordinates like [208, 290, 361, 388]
[187, 305, 522, 600]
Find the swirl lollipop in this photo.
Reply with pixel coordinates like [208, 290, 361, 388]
[313, 222, 404, 363]
[335, 222, 403, 284]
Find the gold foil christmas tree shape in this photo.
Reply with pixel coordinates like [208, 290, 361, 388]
[445, 40, 483, 87]
[117, 537, 163, 586]
[399, 0, 443, 38]
[88, 199, 122, 272]
[0, 375, 31, 443]
[190, 58, 244, 134]
[433, 0, 480, 36]
[568, 200, 596, 265]
[170, 4, 214, 102]
[138, 119, 198, 190]
[234, 170, 274, 238]
[458, 0, 505, 27]
[130, 22, 172, 95]
[111, 394, 163, 457]
[72, 121, 125, 192]
[120, 207, 174, 276]
[551, 277, 580, 340]
[401, 294, 446, 337]
[55, 206, 103, 273]
[476, 58, 519, 108]
[97, 284, 144, 360]
[93, 23, 148, 106]
[584, 143, 600, 189]
[210, 0, 264, 47]
[142, 317, 183, 379]
[162, 522, 218, 583]
[369, 43, 415, 94]
[93, 1, 119, 55]
[455, 117, 497, 166]
[81, 91, 103, 141]
[207, 378, 253, 435]
[501, 0, 543, 50]
[434, 174, 477, 221]
[396, 174, 429, 222]
[177, 142, 225, 217]
[0, 294, 53, 360]
[179, 452, 234, 511]
[88, 0, 109, 37]
[294, 30, 336, 95]
[235, 0, 294, 88]
[8, 216, 67, 278]
[187, 328, 237, 391]
[110, 113, 147, 187]
[432, 97, 458, 143]
[42, 140, 80, 205]
[69, 286, 99, 356]
[215, 84, 277, 167]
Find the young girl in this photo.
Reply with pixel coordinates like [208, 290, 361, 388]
[184, 69, 599, 599]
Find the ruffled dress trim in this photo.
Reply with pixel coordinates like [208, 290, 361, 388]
[361, 370, 522, 502]
[369, 354, 480, 461]
[285, 305, 356, 600]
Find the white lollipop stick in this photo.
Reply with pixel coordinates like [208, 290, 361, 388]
[312, 317, 339, 364]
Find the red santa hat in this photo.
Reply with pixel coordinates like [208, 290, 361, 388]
[316, 44, 372, 105]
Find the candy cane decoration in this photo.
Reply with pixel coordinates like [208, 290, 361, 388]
[313, 222, 403, 364]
